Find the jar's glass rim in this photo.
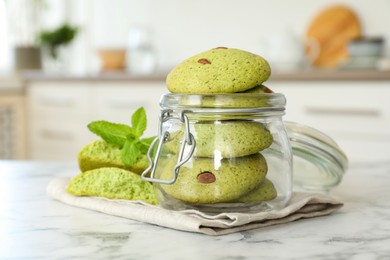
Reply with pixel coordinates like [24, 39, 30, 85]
[160, 92, 286, 109]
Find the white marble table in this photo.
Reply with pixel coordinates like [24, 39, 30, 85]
[1, 159, 390, 259]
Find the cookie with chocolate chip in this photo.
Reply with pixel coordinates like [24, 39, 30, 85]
[159, 153, 268, 204]
[166, 48, 271, 94]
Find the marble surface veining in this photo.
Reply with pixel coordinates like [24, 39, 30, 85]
[0, 160, 390, 260]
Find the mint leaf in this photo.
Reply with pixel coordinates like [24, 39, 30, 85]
[126, 131, 137, 142]
[138, 136, 156, 153]
[88, 121, 132, 148]
[121, 140, 141, 166]
[131, 107, 147, 137]
[86, 107, 156, 167]
[141, 136, 156, 146]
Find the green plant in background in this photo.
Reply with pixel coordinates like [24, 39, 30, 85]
[38, 23, 78, 59]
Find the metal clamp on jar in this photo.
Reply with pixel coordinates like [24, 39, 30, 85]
[142, 109, 196, 185]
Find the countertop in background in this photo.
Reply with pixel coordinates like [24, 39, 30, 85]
[0, 69, 389, 94]
[19, 69, 390, 82]
[1, 155, 389, 259]
[0, 73, 23, 93]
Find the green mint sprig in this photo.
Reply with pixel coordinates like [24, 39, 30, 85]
[87, 107, 155, 167]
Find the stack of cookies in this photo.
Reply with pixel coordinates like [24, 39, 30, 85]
[160, 47, 278, 205]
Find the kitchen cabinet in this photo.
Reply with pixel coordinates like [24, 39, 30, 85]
[26, 80, 166, 160]
[0, 92, 26, 159]
[25, 72, 390, 163]
[270, 81, 390, 163]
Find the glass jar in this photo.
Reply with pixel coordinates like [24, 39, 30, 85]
[142, 93, 292, 212]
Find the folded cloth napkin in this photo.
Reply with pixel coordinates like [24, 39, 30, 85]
[47, 177, 343, 236]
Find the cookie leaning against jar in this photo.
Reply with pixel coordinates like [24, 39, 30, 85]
[67, 167, 158, 204]
[166, 47, 271, 94]
[78, 140, 149, 174]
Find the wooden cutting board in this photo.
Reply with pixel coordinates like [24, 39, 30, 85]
[306, 5, 361, 68]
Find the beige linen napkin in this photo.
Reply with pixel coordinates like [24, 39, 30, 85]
[47, 177, 343, 236]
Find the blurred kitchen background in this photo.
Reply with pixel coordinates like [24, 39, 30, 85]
[0, 0, 389, 164]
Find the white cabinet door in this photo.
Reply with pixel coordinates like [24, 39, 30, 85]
[93, 81, 167, 138]
[27, 82, 92, 119]
[270, 81, 390, 162]
[29, 120, 93, 160]
[26, 82, 95, 160]
[26, 80, 167, 160]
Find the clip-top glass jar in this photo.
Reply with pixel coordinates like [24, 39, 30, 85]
[142, 93, 292, 212]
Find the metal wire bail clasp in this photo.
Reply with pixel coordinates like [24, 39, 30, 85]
[141, 109, 196, 185]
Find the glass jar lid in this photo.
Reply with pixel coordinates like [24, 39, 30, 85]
[285, 121, 348, 192]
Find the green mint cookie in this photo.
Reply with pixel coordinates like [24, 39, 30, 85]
[167, 48, 271, 94]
